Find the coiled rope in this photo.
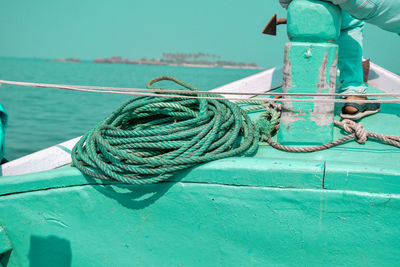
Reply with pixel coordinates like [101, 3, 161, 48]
[71, 76, 261, 184]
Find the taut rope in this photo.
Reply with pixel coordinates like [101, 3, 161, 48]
[1, 77, 400, 103]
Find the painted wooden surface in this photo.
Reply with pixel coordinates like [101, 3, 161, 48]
[212, 66, 283, 99]
[287, 0, 341, 42]
[0, 63, 399, 266]
[279, 0, 341, 145]
[0, 94, 399, 266]
[369, 62, 400, 97]
[278, 42, 338, 145]
[1, 137, 81, 177]
[1, 158, 400, 266]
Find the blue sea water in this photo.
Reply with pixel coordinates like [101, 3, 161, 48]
[0, 58, 262, 160]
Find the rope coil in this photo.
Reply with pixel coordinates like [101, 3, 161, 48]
[71, 77, 259, 184]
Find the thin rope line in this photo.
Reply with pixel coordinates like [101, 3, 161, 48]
[1, 79, 400, 98]
[267, 119, 400, 152]
[0, 79, 399, 104]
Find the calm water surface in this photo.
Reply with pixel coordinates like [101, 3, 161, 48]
[0, 58, 262, 160]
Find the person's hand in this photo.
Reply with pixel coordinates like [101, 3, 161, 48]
[279, 0, 345, 9]
[279, 0, 292, 9]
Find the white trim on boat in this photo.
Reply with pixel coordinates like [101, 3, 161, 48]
[1, 137, 81, 176]
[213, 66, 283, 100]
[368, 62, 400, 98]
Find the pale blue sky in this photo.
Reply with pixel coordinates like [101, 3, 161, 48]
[0, 0, 398, 72]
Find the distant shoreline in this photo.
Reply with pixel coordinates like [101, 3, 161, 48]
[50, 54, 264, 70]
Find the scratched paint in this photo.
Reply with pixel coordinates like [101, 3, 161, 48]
[280, 43, 306, 126]
[282, 43, 293, 93]
[278, 0, 341, 145]
[316, 52, 328, 93]
[278, 42, 338, 145]
[309, 51, 337, 127]
[328, 51, 338, 93]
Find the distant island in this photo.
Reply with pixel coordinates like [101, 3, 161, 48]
[53, 52, 263, 69]
[53, 57, 81, 63]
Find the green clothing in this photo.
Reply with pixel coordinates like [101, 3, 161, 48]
[279, 0, 399, 94]
[337, 11, 366, 94]
[0, 105, 7, 161]
[280, 0, 400, 33]
[330, 0, 400, 33]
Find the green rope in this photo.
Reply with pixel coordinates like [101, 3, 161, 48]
[71, 76, 266, 185]
[236, 100, 281, 142]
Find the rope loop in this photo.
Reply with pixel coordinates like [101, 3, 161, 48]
[269, 118, 400, 153]
[146, 76, 208, 116]
[340, 119, 368, 144]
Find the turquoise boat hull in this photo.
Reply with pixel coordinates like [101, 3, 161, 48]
[0, 64, 399, 266]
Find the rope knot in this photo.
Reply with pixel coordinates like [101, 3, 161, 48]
[342, 119, 368, 144]
[255, 108, 281, 142]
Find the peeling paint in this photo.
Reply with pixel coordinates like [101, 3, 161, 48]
[281, 43, 306, 126]
[304, 47, 312, 58]
[328, 50, 338, 93]
[278, 42, 338, 144]
[282, 43, 293, 94]
[309, 52, 336, 127]
[45, 217, 70, 228]
[316, 52, 328, 93]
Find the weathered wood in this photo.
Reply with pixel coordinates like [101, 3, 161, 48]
[278, 0, 341, 145]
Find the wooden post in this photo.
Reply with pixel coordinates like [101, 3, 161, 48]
[277, 0, 341, 145]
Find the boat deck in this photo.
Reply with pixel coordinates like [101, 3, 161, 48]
[0, 85, 399, 266]
[1, 87, 399, 196]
